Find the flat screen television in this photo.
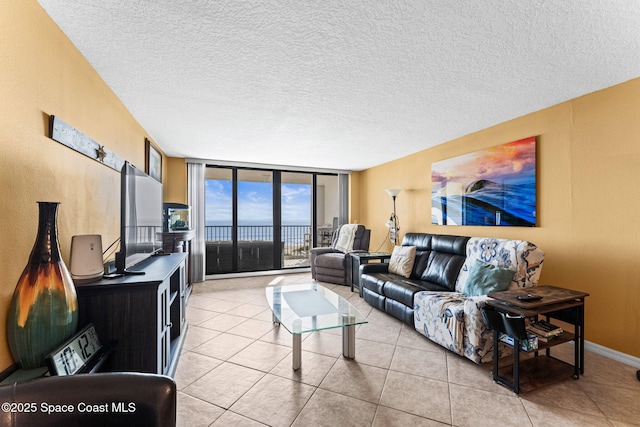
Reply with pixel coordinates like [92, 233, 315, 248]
[115, 161, 163, 274]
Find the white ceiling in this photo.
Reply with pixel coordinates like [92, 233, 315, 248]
[38, 0, 640, 171]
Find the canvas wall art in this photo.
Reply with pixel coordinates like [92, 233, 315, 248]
[431, 136, 536, 227]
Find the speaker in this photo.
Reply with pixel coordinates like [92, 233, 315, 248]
[70, 235, 104, 284]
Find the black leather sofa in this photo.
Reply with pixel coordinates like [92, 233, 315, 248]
[359, 232, 545, 364]
[360, 233, 469, 325]
[0, 372, 176, 427]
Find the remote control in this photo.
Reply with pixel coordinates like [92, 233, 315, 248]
[516, 293, 543, 301]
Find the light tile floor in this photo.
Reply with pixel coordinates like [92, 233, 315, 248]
[175, 273, 640, 426]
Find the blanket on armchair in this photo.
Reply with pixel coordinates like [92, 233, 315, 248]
[334, 224, 358, 252]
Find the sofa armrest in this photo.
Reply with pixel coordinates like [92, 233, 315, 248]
[360, 263, 390, 275]
[310, 247, 340, 279]
[462, 295, 494, 363]
[309, 246, 337, 256]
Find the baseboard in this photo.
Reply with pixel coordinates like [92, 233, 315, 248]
[584, 340, 640, 369]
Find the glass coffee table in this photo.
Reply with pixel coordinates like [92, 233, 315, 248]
[265, 283, 368, 370]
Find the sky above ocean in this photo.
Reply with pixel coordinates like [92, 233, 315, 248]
[206, 179, 311, 225]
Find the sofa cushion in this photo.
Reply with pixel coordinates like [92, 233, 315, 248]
[388, 246, 416, 278]
[384, 298, 415, 325]
[420, 252, 466, 291]
[456, 237, 544, 292]
[316, 266, 346, 280]
[430, 234, 469, 255]
[396, 277, 451, 293]
[401, 233, 433, 278]
[383, 280, 421, 307]
[462, 260, 515, 296]
[314, 252, 345, 269]
[410, 251, 431, 278]
[415, 235, 468, 290]
[401, 233, 433, 250]
[361, 272, 394, 295]
[414, 292, 466, 354]
[383, 278, 450, 307]
[362, 287, 386, 311]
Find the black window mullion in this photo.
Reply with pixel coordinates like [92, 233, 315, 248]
[232, 168, 238, 272]
[312, 174, 318, 248]
[273, 171, 282, 269]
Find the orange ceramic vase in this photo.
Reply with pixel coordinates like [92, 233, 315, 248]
[7, 202, 78, 369]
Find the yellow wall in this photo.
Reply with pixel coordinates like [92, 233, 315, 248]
[356, 79, 640, 358]
[165, 158, 188, 204]
[0, 0, 168, 370]
[2, 0, 638, 370]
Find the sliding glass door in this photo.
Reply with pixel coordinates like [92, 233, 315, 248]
[315, 174, 339, 248]
[281, 172, 312, 268]
[204, 166, 340, 275]
[237, 170, 274, 272]
[204, 168, 233, 274]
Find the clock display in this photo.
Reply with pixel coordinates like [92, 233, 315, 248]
[47, 324, 103, 376]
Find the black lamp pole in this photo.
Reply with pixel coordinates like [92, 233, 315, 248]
[385, 189, 401, 245]
[392, 195, 397, 231]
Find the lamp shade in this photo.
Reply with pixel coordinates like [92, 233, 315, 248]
[385, 188, 401, 197]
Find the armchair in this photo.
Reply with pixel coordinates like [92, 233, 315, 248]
[310, 224, 371, 286]
[0, 372, 176, 427]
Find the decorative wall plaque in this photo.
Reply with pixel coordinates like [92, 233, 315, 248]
[49, 115, 125, 171]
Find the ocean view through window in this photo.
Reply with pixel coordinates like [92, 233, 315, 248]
[204, 166, 338, 274]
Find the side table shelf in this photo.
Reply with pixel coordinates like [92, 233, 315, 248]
[485, 285, 589, 394]
[496, 355, 575, 394]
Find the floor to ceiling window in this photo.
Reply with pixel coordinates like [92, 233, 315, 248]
[204, 168, 233, 274]
[237, 169, 275, 272]
[204, 166, 342, 275]
[281, 172, 312, 268]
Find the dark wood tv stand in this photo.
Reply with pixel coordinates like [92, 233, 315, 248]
[75, 253, 188, 377]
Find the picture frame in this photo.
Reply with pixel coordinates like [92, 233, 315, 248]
[431, 136, 537, 227]
[145, 138, 162, 182]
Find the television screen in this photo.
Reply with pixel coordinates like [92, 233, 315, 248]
[116, 161, 163, 273]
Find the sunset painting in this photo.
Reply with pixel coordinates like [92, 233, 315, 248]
[431, 137, 536, 226]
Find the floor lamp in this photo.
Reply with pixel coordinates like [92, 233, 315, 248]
[385, 189, 401, 245]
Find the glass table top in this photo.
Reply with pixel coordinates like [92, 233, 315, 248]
[265, 283, 368, 334]
[351, 252, 391, 257]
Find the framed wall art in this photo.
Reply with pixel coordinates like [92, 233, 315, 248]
[145, 138, 162, 182]
[431, 136, 536, 227]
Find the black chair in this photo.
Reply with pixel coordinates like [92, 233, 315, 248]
[0, 372, 176, 427]
[310, 224, 370, 286]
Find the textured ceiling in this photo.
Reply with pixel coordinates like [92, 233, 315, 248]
[38, 0, 640, 171]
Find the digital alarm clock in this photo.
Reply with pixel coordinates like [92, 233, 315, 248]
[46, 323, 103, 376]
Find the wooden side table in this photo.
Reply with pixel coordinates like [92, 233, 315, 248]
[486, 285, 589, 393]
[349, 252, 391, 293]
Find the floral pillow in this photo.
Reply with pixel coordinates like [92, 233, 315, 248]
[388, 246, 416, 278]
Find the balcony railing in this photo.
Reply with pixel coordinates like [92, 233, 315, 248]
[205, 225, 325, 259]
